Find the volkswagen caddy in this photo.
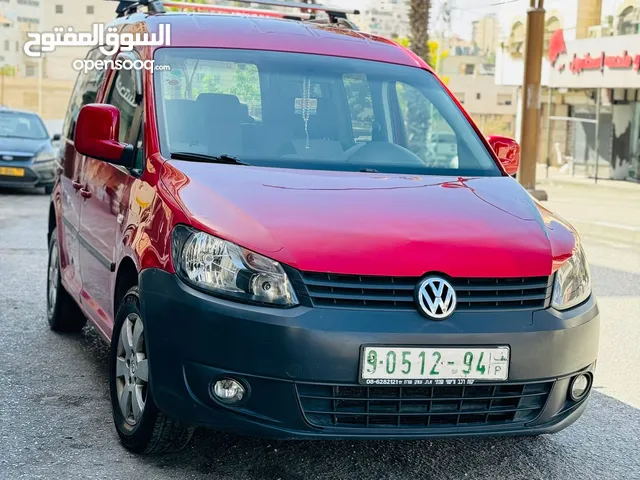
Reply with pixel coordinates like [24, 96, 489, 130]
[46, 0, 599, 453]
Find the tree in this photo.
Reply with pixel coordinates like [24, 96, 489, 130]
[409, 0, 431, 62]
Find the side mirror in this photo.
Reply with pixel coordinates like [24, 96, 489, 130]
[75, 104, 134, 168]
[52, 133, 61, 142]
[487, 135, 520, 176]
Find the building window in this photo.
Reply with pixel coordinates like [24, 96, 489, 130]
[25, 64, 37, 77]
[17, 0, 40, 5]
[476, 93, 481, 100]
[497, 93, 513, 106]
[543, 16, 562, 53]
[617, 7, 639, 35]
[3, 40, 8, 51]
[55, 4, 63, 14]
[87, 5, 94, 14]
[455, 93, 465, 104]
[508, 21, 525, 58]
[17, 17, 40, 24]
[15, 41, 18, 52]
[460, 64, 475, 75]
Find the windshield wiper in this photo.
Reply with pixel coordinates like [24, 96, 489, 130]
[170, 152, 250, 166]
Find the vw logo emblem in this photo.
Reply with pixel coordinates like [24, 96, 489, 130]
[416, 277, 457, 320]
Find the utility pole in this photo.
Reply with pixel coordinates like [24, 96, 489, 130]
[518, 0, 547, 200]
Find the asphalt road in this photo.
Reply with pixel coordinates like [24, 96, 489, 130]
[1, 187, 639, 480]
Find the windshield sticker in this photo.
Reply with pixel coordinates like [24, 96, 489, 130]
[294, 97, 317, 115]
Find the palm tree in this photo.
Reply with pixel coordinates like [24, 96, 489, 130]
[409, 0, 431, 62]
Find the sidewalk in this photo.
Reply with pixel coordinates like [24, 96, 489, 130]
[535, 165, 640, 244]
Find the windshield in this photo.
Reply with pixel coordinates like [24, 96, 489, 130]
[0, 111, 48, 140]
[154, 48, 500, 177]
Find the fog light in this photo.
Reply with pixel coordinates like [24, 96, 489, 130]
[569, 374, 591, 401]
[211, 378, 246, 405]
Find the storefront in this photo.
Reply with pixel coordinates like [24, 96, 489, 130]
[548, 31, 640, 180]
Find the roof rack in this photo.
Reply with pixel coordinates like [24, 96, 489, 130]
[115, 0, 165, 17]
[111, 0, 359, 26]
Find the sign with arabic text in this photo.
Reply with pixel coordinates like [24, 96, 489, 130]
[548, 31, 640, 88]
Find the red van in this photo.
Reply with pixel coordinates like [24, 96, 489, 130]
[47, 0, 598, 454]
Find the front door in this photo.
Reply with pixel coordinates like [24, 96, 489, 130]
[78, 61, 143, 337]
[58, 48, 108, 299]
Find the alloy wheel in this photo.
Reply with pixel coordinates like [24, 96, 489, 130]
[47, 241, 59, 318]
[115, 313, 149, 426]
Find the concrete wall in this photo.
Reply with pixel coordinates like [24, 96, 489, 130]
[0, 76, 74, 123]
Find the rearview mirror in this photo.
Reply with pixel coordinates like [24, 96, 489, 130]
[487, 135, 520, 176]
[52, 133, 61, 142]
[75, 104, 134, 168]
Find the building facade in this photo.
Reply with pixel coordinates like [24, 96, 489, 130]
[355, 0, 410, 39]
[0, 1, 115, 123]
[495, 0, 640, 181]
[442, 55, 517, 137]
[41, 0, 114, 81]
[472, 15, 499, 57]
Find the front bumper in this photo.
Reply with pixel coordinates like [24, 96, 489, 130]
[140, 268, 600, 439]
[0, 160, 56, 188]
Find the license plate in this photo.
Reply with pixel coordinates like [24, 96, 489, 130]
[360, 346, 510, 385]
[0, 166, 25, 177]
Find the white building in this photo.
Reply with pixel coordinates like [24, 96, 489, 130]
[472, 14, 499, 57]
[356, 0, 410, 39]
[0, 0, 41, 77]
[41, 0, 115, 81]
[494, 0, 640, 180]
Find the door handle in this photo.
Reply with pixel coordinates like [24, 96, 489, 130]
[72, 181, 82, 190]
[79, 188, 92, 199]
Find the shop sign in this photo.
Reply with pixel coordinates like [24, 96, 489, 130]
[548, 30, 640, 88]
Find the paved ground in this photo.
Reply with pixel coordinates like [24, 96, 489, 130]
[537, 165, 640, 244]
[1, 187, 639, 480]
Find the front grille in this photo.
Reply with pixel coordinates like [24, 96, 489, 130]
[297, 382, 553, 429]
[293, 272, 552, 311]
[0, 154, 33, 163]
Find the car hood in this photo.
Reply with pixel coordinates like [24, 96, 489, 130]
[162, 162, 577, 277]
[0, 136, 50, 156]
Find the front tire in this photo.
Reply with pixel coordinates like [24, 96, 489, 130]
[47, 227, 86, 332]
[110, 286, 194, 454]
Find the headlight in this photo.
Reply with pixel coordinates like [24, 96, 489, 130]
[34, 149, 56, 163]
[551, 244, 591, 310]
[171, 226, 298, 307]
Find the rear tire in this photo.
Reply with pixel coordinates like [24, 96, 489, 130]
[110, 286, 195, 454]
[47, 228, 86, 332]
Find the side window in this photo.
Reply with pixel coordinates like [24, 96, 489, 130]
[106, 66, 143, 171]
[343, 74, 374, 142]
[395, 82, 458, 168]
[62, 48, 109, 140]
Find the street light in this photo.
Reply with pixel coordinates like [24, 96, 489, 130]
[518, 0, 547, 200]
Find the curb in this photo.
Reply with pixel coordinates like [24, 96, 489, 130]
[568, 219, 640, 245]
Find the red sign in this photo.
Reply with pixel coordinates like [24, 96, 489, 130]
[569, 51, 640, 74]
[548, 29, 566, 65]
[548, 29, 640, 76]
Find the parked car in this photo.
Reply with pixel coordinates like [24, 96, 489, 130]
[46, 1, 599, 454]
[0, 107, 59, 194]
